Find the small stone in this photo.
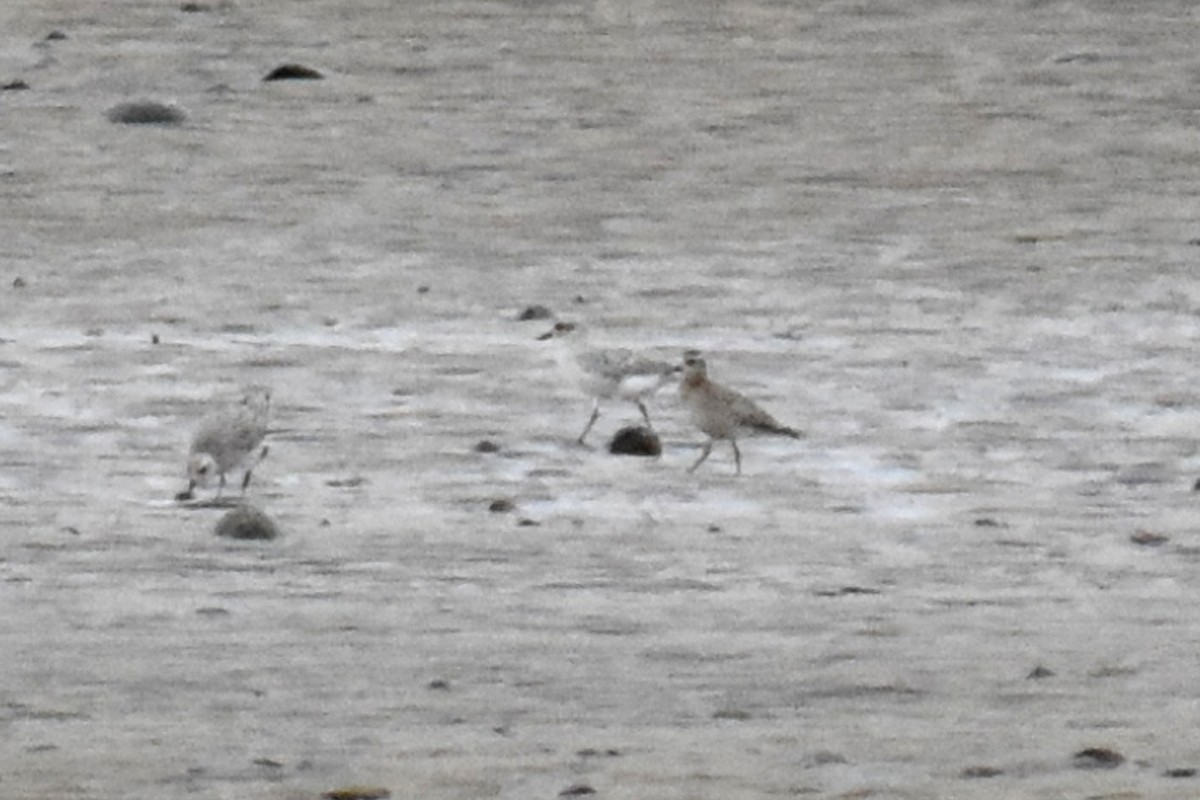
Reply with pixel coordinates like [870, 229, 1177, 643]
[576, 747, 621, 758]
[488, 498, 514, 513]
[2, 80, 29, 91]
[517, 304, 553, 321]
[1164, 767, 1197, 778]
[608, 425, 661, 457]
[1073, 747, 1125, 769]
[427, 678, 451, 691]
[706, 524, 722, 533]
[151, 333, 160, 345]
[474, 439, 501, 453]
[180, 1, 210, 10]
[558, 785, 595, 797]
[973, 517, 1002, 527]
[712, 708, 751, 721]
[326, 476, 367, 488]
[960, 766, 1003, 779]
[416, 284, 430, 294]
[1027, 665, 1055, 680]
[517, 518, 539, 527]
[214, 504, 279, 541]
[45, 30, 67, 41]
[263, 63, 323, 81]
[322, 788, 391, 800]
[106, 100, 186, 126]
[802, 749, 848, 767]
[1130, 530, 1169, 547]
[12, 277, 26, 289]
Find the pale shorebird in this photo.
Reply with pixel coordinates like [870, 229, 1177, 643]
[538, 320, 681, 444]
[175, 387, 271, 502]
[679, 352, 801, 475]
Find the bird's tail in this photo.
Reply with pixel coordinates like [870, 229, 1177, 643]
[751, 420, 804, 439]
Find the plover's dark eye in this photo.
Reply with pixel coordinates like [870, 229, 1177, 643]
[198, 464, 209, 475]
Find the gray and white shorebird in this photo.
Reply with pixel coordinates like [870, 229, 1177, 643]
[175, 387, 271, 502]
[678, 352, 801, 475]
[538, 320, 681, 444]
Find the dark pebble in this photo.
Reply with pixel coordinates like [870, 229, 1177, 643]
[576, 748, 621, 758]
[1164, 767, 1197, 778]
[707, 524, 722, 533]
[558, 785, 595, 797]
[517, 304, 553, 321]
[1027, 665, 1055, 680]
[608, 426, 661, 457]
[2, 80, 29, 91]
[263, 63, 324, 81]
[1130, 530, 1169, 547]
[1192, 476, 1200, 491]
[712, 708, 751, 720]
[802, 749, 848, 767]
[488, 498, 514, 513]
[960, 766, 1003, 779]
[151, 333, 160, 345]
[214, 504, 279, 541]
[45, 30, 67, 41]
[106, 100, 186, 126]
[13, 276, 27, 289]
[326, 476, 367, 488]
[1073, 747, 1125, 769]
[322, 788, 391, 800]
[474, 439, 501, 453]
[814, 585, 881, 597]
[427, 679, 451, 691]
[180, 1, 210, 10]
[517, 518, 539, 527]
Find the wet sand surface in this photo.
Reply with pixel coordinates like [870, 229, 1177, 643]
[4, 1, 1200, 797]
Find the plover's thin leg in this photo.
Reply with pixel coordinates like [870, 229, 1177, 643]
[636, 400, 652, 427]
[688, 440, 714, 473]
[241, 445, 270, 493]
[731, 440, 742, 476]
[577, 400, 601, 444]
[215, 472, 226, 500]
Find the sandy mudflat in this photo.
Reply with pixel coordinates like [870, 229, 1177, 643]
[3, 1, 1200, 798]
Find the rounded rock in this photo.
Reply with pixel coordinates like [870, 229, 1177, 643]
[608, 425, 661, 457]
[106, 100, 186, 126]
[215, 504, 279, 541]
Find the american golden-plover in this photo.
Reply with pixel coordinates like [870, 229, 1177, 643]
[679, 353, 801, 475]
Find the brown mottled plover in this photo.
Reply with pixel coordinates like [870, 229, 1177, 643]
[679, 352, 801, 475]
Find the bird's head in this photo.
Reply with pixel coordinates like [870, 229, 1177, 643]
[187, 452, 219, 487]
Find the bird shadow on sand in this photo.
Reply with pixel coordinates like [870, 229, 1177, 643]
[173, 496, 250, 511]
